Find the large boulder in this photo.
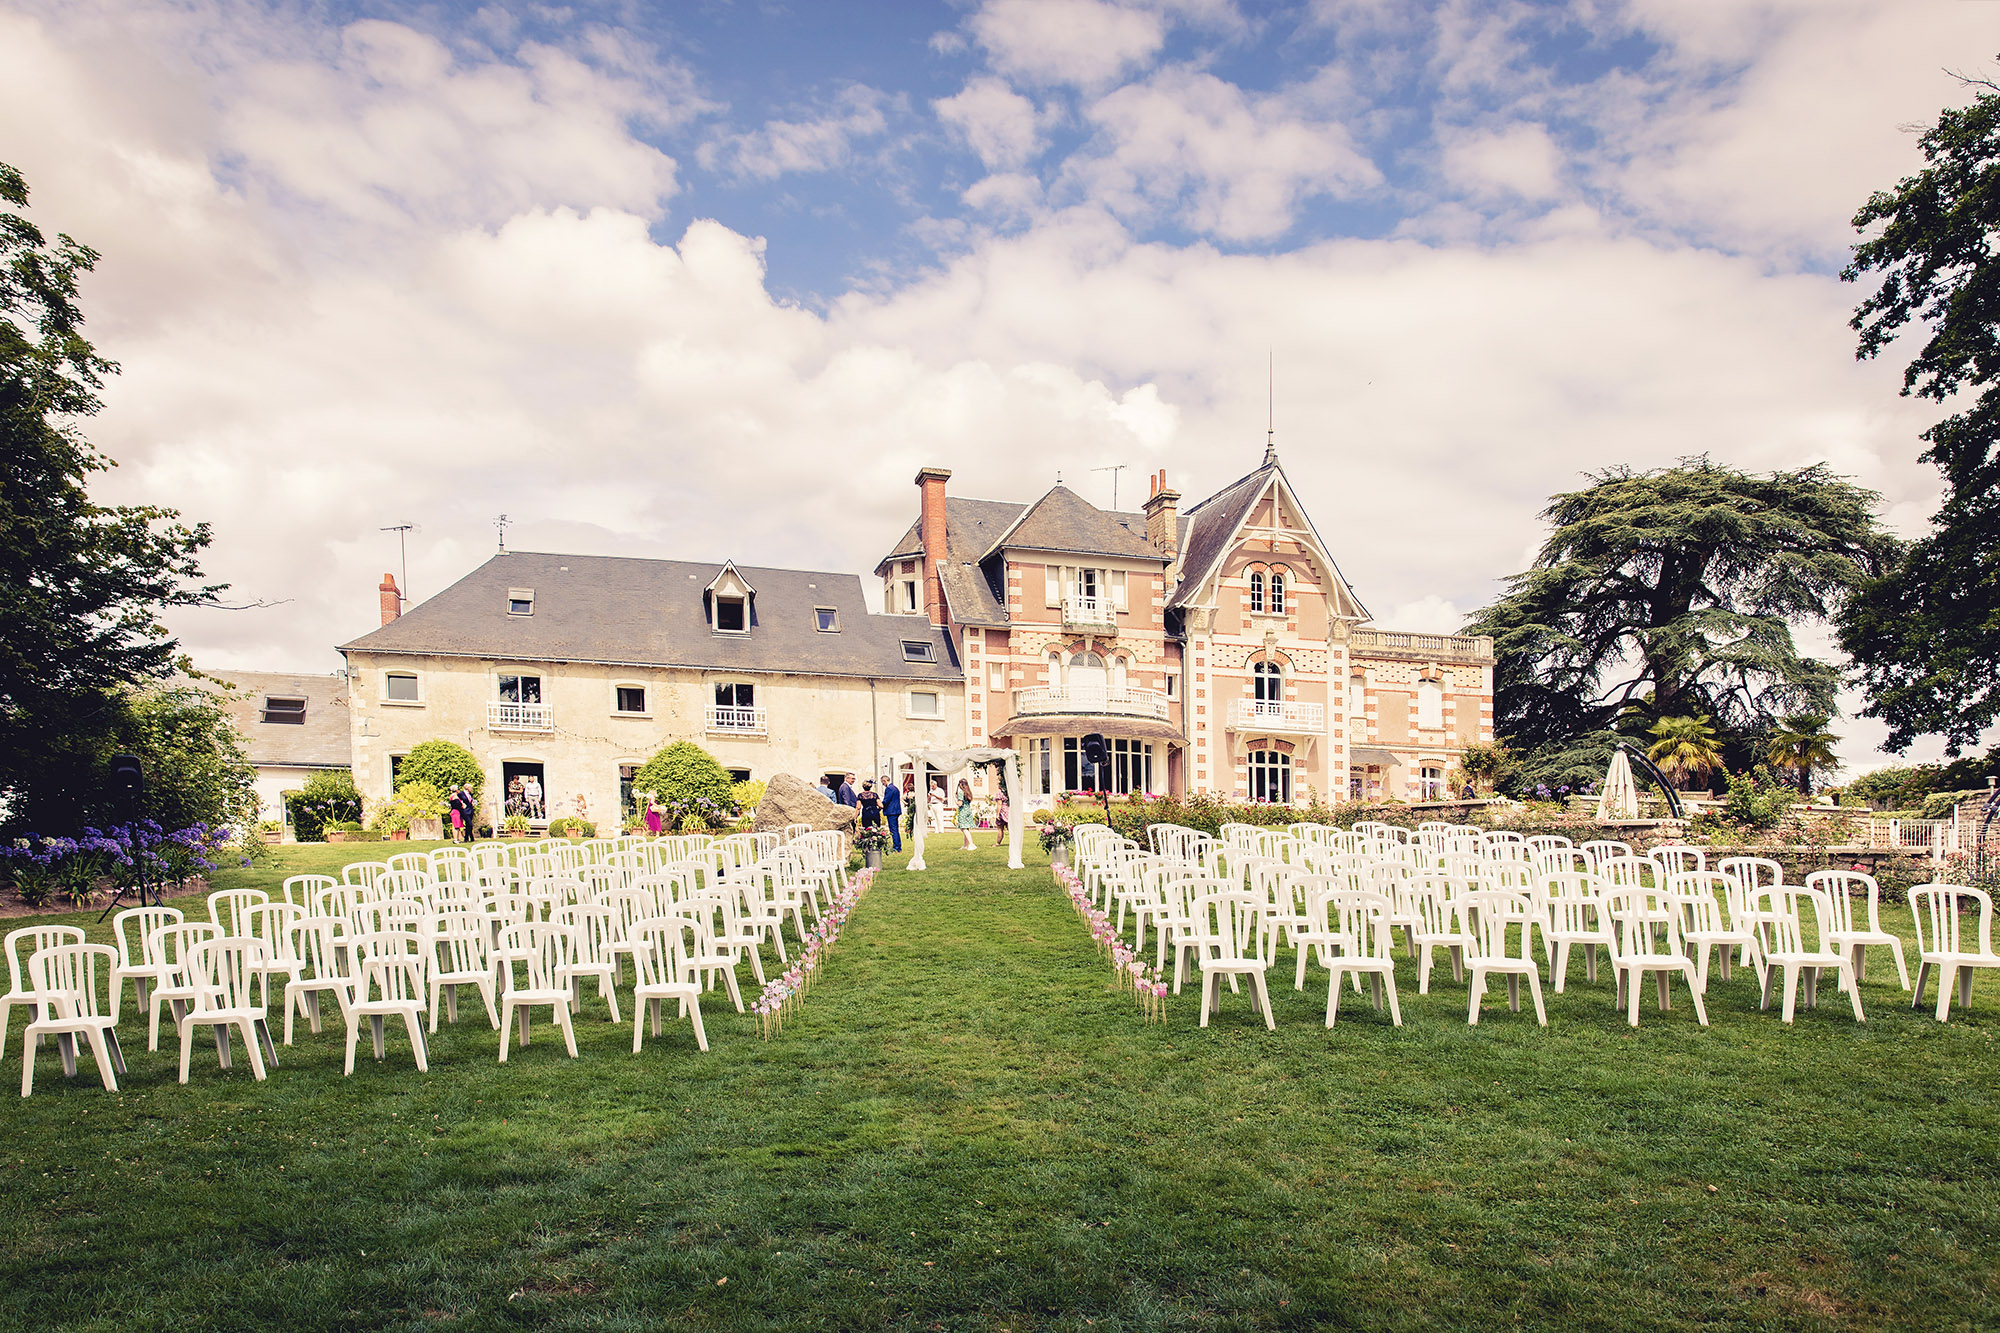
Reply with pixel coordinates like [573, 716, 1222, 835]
[752, 772, 857, 834]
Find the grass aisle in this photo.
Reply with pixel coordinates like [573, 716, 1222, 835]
[2, 847, 1997, 1330]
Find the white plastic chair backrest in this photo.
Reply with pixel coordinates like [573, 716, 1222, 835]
[281, 875, 338, 909]
[553, 906, 616, 964]
[497, 921, 571, 990]
[245, 902, 305, 960]
[430, 914, 490, 974]
[351, 930, 426, 1003]
[1805, 870, 1879, 935]
[1668, 872, 1732, 931]
[1482, 830, 1528, 854]
[1326, 889, 1396, 959]
[1605, 889, 1682, 956]
[1192, 890, 1262, 961]
[783, 822, 813, 844]
[386, 851, 431, 874]
[1525, 834, 1574, 857]
[29, 943, 117, 1021]
[342, 861, 391, 888]
[185, 936, 266, 1012]
[1908, 884, 1995, 959]
[600, 888, 653, 942]
[207, 888, 269, 935]
[1718, 857, 1784, 895]
[6, 924, 86, 993]
[1581, 841, 1634, 875]
[1536, 848, 1592, 879]
[1602, 856, 1657, 891]
[1759, 886, 1840, 959]
[631, 916, 699, 986]
[311, 883, 361, 921]
[1650, 846, 1707, 879]
[113, 906, 183, 969]
[1546, 872, 1609, 933]
[1463, 890, 1538, 962]
[378, 869, 433, 899]
[148, 921, 220, 978]
[288, 916, 349, 981]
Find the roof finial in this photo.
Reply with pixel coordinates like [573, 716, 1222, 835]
[1264, 349, 1278, 467]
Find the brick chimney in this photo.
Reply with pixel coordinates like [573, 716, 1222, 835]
[915, 466, 951, 628]
[379, 573, 402, 626]
[1143, 468, 1180, 557]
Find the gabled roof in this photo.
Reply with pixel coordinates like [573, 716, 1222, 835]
[339, 552, 960, 681]
[982, 484, 1163, 563]
[205, 670, 352, 770]
[877, 497, 1026, 570]
[704, 561, 756, 595]
[1168, 449, 1370, 620]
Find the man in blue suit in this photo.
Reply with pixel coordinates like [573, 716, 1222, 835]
[881, 774, 903, 852]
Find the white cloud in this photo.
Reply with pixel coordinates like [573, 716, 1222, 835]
[968, 0, 1166, 88]
[935, 76, 1047, 171]
[1067, 67, 1381, 240]
[1439, 122, 1563, 202]
[962, 171, 1045, 217]
[698, 84, 896, 180]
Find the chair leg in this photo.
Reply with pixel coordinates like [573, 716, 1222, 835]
[688, 998, 708, 1052]
[556, 1003, 578, 1058]
[179, 1020, 197, 1084]
[19, 1036, 34, 1097]
[1845, 965, 1866, 1023]
[1383, 974, 1402, 1027]
[498, 1000, 514, 1062]
[1325, 969, 1344, 1027]
[1467, 974, 1481, 1026]
[405, 1012, 429, 1072]
[344, 1017, 361, 1075]
[1507, 975, 1522, 1013]
[1553, 942, 1570, 994]
[1628, 969, 1642, 1027]
[239, 1019, 266, 1081]
[1199, 972, 1214, 1028]
[1526, 972, 1547, 1026]
[1781, 965, 1800, 1025]
[1913, 960, 1932, 1010]
[1889, 939, 1910, 991]
[1936, 965, 1957, 1022]
[1252, 972, 1275, 1031]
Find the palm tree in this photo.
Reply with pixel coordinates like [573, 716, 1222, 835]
[1767, 715, 1839, 796]
[1647, 715, 1725, 791]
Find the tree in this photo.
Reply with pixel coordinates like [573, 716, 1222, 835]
[1465, 458, 1893, 768]
[1765, 715, 1840, 795]
[1647, 715, 1725, 791]
[119, 684, 257, 831]
[0, 163, 221, 830]
[631, 741, 738, 831]
[395, 739, 483, 799]
[1840, 73, 2000, 754]
[286, 770, 361, 842]
[1455, 742, 1512, 794]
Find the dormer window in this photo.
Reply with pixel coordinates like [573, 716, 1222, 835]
[902, 640, 935, 662]
[705, 561, 755, 634]
[815, 607, 839, 632]
[715, 597, 746, 632]
[508, 588, 534, 616]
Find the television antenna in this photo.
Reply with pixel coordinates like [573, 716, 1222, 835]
[380, 524, 415, 604]
[1092, 464, 1131, 509]
[495, 514, 510, 553]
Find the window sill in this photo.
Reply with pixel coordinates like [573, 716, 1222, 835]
[612, 711, 653, 720]
[380, 699, 426, 708]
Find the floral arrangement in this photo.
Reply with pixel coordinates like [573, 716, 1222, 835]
[852, 826, 890, 853]
[1037, 817, 1075, 851]
[1054, 862, 1166, 1023]
[752, 866, 876, 1038]
[0, 821, 241, 908]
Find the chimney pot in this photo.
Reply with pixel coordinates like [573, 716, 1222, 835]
[379, 573, 402, 626]
[1142, 479, 1180, 559]
[913, 467, 952, 629]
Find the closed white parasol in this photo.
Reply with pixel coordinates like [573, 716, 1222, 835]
[1596, 748, 1641, 822]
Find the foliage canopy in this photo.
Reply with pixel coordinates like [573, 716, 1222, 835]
[1465, 458, 1892, 770]
[1839, 73, 2000, 753]
[395, 740, 483, 800]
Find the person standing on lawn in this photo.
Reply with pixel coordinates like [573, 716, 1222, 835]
[992, 783, 1009, 848]
[955, 779, 977, 851]
[838, 773, 858, 807]
[882, 773, 903, 852]
[857, 779, 882, 832]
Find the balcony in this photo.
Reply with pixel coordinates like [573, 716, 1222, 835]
[1061, 595, 1118, 632]
[486, 701, 553, 733]
[1014, 685, 1171, 721]
[1349, 629, 1494, 662]
[706, 705, 768, 736]
[1227, 698, 1325, 733]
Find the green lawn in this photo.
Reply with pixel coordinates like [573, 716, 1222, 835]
[3, 846, 1996, 1331]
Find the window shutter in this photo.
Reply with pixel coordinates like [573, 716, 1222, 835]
[1111, 569, 1128, 611]
[1044, 565, 1060, 607]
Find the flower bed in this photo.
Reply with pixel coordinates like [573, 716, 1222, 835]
[1054, 862, 1166, 1023]
[0, 822, 241, 908]
[752, 866, 877, 1038]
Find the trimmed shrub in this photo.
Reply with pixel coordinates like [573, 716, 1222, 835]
[286, 770, 362, 842]
[631, 742, 739, 832]
[396, 740, 484, 799]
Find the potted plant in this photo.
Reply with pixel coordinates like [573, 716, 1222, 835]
[853, 825, 890, 870]
[502, 814, 531, 838]
[1038, 818, 1074, 867]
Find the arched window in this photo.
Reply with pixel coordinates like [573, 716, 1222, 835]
[1047, 650, 1063, 686]
[1269, 571, 1286, 614]
[1249, 750, 1292, 803]
[1111, 656, 1129, 692]
[1253, 660, 1282, 707]
[1248, 571, 1265, 613]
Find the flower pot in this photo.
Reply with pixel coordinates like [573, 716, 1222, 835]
[1050, 844, 1070, 868]
[325, 830, 350, 843]
[864, 848, 883, 870]
[388, 830, 409, 841]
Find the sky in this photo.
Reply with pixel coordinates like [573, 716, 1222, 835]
[2, 0, 1995, 775]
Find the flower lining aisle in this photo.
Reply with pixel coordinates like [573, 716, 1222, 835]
[753, 866, 877, 1038]
[1055, 862, 1167, 1023]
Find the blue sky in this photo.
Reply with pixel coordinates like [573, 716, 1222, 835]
[1, 0, 1995, 768]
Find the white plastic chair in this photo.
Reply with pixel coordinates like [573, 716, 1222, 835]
[1318, 889, 1402, 1028]
[1407, 878, 1469, 994]
[1605, 889, 1708, 1028]
[1, 924, 86, 1063]
[1671, 872, 1761, 991]
[207, 888, 269, 936]
[1808, 870, 1910, 992]
[427, 914, 500, 1033]
[110, 906, 183, 1024]
[1462, 890, 1547, 1026]
[630, 916, 709, 1053]
[553, 905, 623, 1022]
[145, 921, 220, 1051]
[177, 936, 279, 1083]
[344, 932, 431, 1075]
[282, 915, 354, 1044]
[1756, 886, 1865, 1024]
[1190, 890, 1275, 1030]
[280, 874, 338, 909]
[1909, 884, 2000, 1021]
[20, 944, 126, 1097]
[495, 921, 579, 1061]
[1542, 872, 1614, 992]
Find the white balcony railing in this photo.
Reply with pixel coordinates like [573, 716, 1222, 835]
[1061, 595, 1118, 630]
[1226, 698, 1326, 732]
[1349, 629, 1494, 662]
[706, 705, 768, 735]
[1014, 685, 1171, 721]
[487, 701, 553, 733]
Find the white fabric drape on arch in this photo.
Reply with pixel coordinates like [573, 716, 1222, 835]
[906, 748, 1025, 870]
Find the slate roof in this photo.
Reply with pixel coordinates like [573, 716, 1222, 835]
[985, 485, 1163, 562]
[877, 497, 1025, 568]
[1168, 462, 1274, 609]
[339, 552, 961, 681]
[207, 670, 352, 769]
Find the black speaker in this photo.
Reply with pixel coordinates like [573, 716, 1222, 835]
[110, 754, 144, 804]
[1081, 733, 1109, 768]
